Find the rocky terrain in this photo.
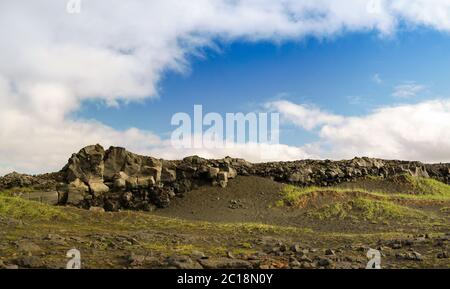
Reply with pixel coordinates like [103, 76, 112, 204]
[0, 145, 449, 269]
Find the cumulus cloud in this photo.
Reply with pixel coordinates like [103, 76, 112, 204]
[266, 100, 344, 130]
[1, 0, 450, 174]
[269, 99, 450, 163]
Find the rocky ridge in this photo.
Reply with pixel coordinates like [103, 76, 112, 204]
[1, 144, 450, 212]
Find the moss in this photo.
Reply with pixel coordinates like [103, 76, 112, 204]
[405, 175, 450, 197]
[231, 248, 258, 255]
[307, 197, 427, 221]
[239, 242, 253, 249]
[278, 176, 450, 206]
[0, 195, 74, 221]
[278, 185, 373, 207]
[141, 242, 169, 252]
[0, 187, 37, 197]
[440, 207, 450, 214]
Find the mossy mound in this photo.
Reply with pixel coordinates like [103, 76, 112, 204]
[0, 195, 73, 221]
[306, 197, 426, 221]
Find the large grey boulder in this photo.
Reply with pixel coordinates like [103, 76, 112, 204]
[62, 178, 89, 206]
[63, 144, 105, 183]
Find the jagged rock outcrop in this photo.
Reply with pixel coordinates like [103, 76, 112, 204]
[1, 144, 450, 212]
[0, 172, 61, 191]
[56, 145, 238, 211]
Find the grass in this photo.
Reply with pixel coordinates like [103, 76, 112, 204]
[278, 175, 450, 207]
[0, 187, 37, 197]
[307, 197, 426, 221]
[275, 176, 450, 222]
[402, 175, 450, 199]
[0, 194, 73, 221]
[277, 185, 360, 207]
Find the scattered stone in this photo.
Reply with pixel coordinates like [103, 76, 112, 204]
[228, 199, 245, 209]
[299, 256, 313, 263]
[325, 249, 336, 256]
[199, 258, 252, 269]
[167, 255, 202, 269]
[317, 257, 333, 267]
[16, 240, 42, 254]
[437, 252, 448, 259]
[290, 260, 301, 267]
[396, 251, 423, 261]
[0, 260, 18, 269]
[190, 250, 207, 260]
[16, 256, 42, 268]
[89, 206, 105, 213]
[291, 244, 302, 253]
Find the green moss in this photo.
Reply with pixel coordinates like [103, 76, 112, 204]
[405, 175, 450, 197]
[0, 187, 36, 197]
[440, 207, 450, 214]
[278, 185, 371, 207]
[307, 197, 426, 221]
[0, 195, 73, 221]
[141, 242, 169, 252]
[278, 176, 450, 206]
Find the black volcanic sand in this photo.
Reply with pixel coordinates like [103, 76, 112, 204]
[155, 176, 449, 233]
[0, 176, 449, 269]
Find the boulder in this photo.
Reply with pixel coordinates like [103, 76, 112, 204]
[113, 172, 128, 190]
[126, 177, 138, 190]
[137, 176, 155, 188]
[207, 167, 220, 179]
[223, 166, 237, 179]
[141, 166, 161, 183]
[183, 155, 207, 165]
[103, 147, 128, 181]
[63, 144, 105, 183]
[89, 206, 105, 213]
[287, 172, 302, 183]
[161, 168, 177, 183]
[88, 180, 109, 197]
[65, 178, 89, 205]
[217, 171, 228, 188]
[123, 153, 142, 176]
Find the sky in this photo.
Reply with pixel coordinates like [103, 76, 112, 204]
[1, 0, 450, 175]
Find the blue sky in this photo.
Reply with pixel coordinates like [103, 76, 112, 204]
[2, 1, 450, 174]
[75, 28, 450, 147]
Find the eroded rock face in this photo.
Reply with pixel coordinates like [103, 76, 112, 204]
[49, 147, 450, 211]
[2, 144, 450, 212]
[0, 172, 60, 191]
[56, 145, 240, 211]
[63, 144, 105, 183]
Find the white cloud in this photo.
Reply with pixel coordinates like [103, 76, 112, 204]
[269, 99, 450, 163]
[373, 73, 382, 84]
[1, 0, 450, 174]
[392, 82, 426, 98]
[266, 100, 344, 130]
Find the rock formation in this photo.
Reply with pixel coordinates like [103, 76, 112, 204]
[1, 144, 450, 212]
